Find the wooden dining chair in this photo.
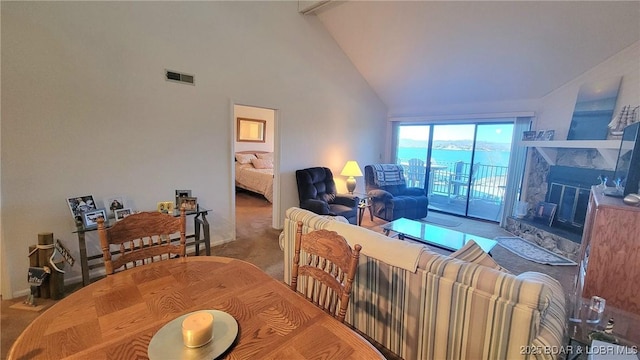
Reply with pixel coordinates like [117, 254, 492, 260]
[97, 207, 186, 275]
[291, 221, 362, 323]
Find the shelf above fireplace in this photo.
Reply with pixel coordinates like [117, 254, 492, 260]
[520, 140, 621, 168]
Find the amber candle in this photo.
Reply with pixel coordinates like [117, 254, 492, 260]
[181, 311, 214, 348]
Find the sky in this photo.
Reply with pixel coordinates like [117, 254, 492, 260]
[399, 123, 514, 143]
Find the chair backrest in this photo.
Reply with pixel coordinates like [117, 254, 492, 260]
[407, 158, 426, 188]
[97, 207, 186, 275]
[290, 221, 361, 323]
[296, 167, 338, 205]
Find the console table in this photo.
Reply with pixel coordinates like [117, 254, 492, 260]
[74, 208, 211, 286]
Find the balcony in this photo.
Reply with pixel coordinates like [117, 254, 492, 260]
[401, 161, 507, 222]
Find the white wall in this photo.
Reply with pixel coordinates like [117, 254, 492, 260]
[536, 41, 640, 139]
[234, 105, 275, 153]
[0, 2, 387, 298]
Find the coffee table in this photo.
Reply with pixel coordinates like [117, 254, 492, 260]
[382, 217, 498, 253]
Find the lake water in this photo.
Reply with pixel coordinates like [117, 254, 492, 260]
[397, 148, 510, 169]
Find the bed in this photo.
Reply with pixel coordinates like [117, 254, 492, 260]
[235, 151, 274, 203]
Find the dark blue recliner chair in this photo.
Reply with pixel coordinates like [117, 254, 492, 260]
[296, 167, 359, 224]
[365, 164, 428, 221]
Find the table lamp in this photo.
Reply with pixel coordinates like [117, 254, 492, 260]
[340, 160, 363, 194]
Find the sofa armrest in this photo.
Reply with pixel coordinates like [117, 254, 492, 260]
[333, 194, 359, 207]
[300, 199, 331, 215]
[368, 189, 394, 202]
[403, 187, 426, 196]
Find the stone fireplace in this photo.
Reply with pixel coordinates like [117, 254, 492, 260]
[505, 148, 615, 261]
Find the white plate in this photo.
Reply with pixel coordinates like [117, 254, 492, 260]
[148, 310, 238, 360]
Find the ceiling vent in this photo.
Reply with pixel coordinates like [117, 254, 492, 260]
[165, 70, 194, 85]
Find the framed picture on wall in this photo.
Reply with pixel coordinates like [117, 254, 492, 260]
[237, 118, 266, 143]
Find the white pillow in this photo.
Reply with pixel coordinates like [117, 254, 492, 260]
[235, 153, 257, 164]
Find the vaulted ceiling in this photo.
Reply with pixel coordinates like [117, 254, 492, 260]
[312, 1, 640, 117]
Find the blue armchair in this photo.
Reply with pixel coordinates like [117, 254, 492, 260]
[296, 167, 359, 224]
[365, 164, 428, 221]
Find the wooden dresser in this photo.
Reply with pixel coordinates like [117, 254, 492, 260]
[577, 186, 640, 315]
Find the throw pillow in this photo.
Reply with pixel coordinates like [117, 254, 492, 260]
[251, 158, 273, 169]
[450, 240, 510, 273]
[235, 153, 257, 164]
[256, 152, 274, 162]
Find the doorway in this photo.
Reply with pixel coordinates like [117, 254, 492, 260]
[395, 122, 514, 222]
[232, 104, 277, 237]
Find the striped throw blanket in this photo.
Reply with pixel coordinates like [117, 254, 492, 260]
[372, 164, 405, 186]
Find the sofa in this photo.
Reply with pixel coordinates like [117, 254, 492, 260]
[280, 207, 566, 360]
[365, 164, 429, 221]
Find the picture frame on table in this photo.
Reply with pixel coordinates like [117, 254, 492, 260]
[522, 131, 536, 141]
[178, 196, 198, 211]
[81, 208, 107, 229]
[67, 195, 97, 223]
[157, 201, 174, 214]
[105, 196, 125, 218]
[114, 208, 133, 221]
[175, 190, 192, 207]
[533, 201, 557, 227]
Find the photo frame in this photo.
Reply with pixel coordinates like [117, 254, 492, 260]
[533, 201, 557, 227]
[114, 208, 133, 221]
[237, 117, 266, 143]
[544, 130, 555, 141]
[522, 131, 536, 141]
[157, 201, 174, 214]
[178, 196, 198, 211]
[175, 190, 192, 206]
[105, 196, 125, 218]
[67, 195, 97, 222]
[81, 208, 107, 229]
[536, 130, 546, 141]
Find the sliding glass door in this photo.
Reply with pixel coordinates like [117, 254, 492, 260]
[395, 122, 514, 222]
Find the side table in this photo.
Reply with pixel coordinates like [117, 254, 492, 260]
[354, 193, 373, 226]
[74, 208, 211, 286]
[567, 297, 640, 359]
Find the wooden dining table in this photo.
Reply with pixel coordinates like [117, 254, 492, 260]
[9, 257, 384, 359]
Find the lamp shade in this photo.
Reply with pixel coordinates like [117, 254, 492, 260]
[340, 161, 363, 177]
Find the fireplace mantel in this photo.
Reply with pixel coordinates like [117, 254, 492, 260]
[520, 140, 622, 168]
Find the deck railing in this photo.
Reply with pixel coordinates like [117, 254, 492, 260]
[400, 161, 508, 203]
